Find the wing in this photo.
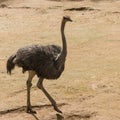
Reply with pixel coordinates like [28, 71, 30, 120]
[15, 44, 62, 72]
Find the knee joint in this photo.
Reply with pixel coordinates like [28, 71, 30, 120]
[37, 82, 42, 89]
[26, 81, 32, 87]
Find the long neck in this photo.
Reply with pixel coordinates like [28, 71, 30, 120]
[59, 20, 67, 60]
[55, 19, 67, 68]
[61, 20, 67, 56]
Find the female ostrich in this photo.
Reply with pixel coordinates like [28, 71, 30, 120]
[6, 16, 72, 114]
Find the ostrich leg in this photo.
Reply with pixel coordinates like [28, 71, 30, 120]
[26, 71, 36, 113]
[37, 78, 62, 113]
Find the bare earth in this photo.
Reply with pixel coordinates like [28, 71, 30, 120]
[0, 0, 120, 119]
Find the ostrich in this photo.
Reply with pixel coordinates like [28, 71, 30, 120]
[6, 16, 72, 114]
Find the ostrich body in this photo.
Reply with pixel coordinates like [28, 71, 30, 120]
[6, 16, 72, 114]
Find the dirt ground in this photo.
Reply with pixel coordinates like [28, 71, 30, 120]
[0, 0, 120, 119]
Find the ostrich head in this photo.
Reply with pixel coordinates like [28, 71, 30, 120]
[63, 16, 72, 22]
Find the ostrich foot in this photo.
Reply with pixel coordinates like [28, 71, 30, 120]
[26, 107, 36, 114]
[54, 106, 62, 113]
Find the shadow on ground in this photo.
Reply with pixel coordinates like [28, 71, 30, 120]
[0, 103, 66, 115]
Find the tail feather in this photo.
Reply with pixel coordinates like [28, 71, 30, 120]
[6, 54, 16, 74]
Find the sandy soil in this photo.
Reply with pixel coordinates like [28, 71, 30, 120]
[0, 0, 120, 119]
